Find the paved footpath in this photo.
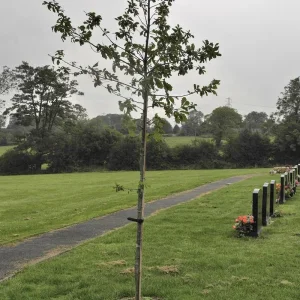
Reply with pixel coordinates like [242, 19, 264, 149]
[0, 176, 249, 281]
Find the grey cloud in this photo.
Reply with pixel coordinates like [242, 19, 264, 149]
[1, 0, 300, 120]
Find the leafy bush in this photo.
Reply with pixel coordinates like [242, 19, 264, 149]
[172, 140, 223, 168]
[108, 136, 140, 170]
[0, 149, 40, 175]
[224, 130, 272, 167]
[146, 138, 172, 170]
[47, 127, 122, 173]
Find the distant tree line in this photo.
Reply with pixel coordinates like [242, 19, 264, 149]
[0, 63, 299, 174]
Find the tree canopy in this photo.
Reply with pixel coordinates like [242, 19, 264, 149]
[4, 62, 84, 137]
[43, 0, 221, 298]
[181, 110, 204, 136]
[205, 106, 242, 147]
[276, 77, 300, 121]
[0, 66, 17, 128]
[243, 111, 268, 132]
[0, 66, 16, 96]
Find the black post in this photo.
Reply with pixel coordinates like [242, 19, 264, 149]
[279, 175, 285, 204]
[294, 166, 298, 182]
[289, 171, 294, 197]
[294, 167, 298, 194]
[270, 180, 275, 216]
[294, 169, 295, 191]
[251, 188, 263, 237]
[262, 183, 270, 226]
[294, 166, 298, 177]
[292, 170, 296, 194]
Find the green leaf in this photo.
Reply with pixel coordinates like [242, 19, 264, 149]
[154, 78, 163, 89]
[163, 81, 173, 91]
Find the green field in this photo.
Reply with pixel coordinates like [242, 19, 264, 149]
[0, 175, 297, 300]
[164, 136, 212, 147]
[0, 145, 14, 156]
[0, 169, 268, 245]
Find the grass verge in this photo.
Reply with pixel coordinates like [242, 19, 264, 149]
[0, 145, 14, 156]
[0, 169, 267, 245]
[163, 136, 213, 147]
[1, 174, 298, 300]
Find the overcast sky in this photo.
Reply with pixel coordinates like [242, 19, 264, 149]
[1, 0, 300, 121]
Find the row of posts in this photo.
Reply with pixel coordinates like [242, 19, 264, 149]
[251, 164, 299, 237]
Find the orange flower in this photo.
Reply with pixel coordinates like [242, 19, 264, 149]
[238, 216, 243, 221]
[233, 226, 236, 229]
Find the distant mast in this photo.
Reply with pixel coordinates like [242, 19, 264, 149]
[225, 97, 232, 107]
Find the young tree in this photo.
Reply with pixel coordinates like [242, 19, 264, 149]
[43, 1, 221, 298]
[206, 106, 242, 147]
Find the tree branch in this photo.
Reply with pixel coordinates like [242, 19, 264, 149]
[98, 26, 142, 62]
[71, 31, 143, 74]
[49, 54, 143, 94]
[151, 91, 197, 98]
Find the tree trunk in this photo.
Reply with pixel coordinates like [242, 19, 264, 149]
[135, 2, 150, 299]
[135, 93, 148, 300]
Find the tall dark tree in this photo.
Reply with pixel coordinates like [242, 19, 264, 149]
[261, 114, 276, 135]
[206, 106, 242, 147]
[243, 111, 268, 132]
[4, 62, 84, 137]
[4, 62, 84, 169]
[44, 1, 221, 298]
[181, 110, 204, 136]
[90, 113, 129, 133]
[276, 77, 300, 121]
[152, 117, 173, 134]
[273, 77, 300, 163]
[173, 124, 180, 135]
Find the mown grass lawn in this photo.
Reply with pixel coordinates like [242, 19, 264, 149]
[163, 136, 213, 147]
[0, 169, 267, 245]
[0, 174, 298, 300]
[0, 145, 14, 156]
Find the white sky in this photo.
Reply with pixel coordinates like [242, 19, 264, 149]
[1, 0, 300, 121]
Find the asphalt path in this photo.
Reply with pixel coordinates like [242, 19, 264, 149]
[0, 175, 249, 281]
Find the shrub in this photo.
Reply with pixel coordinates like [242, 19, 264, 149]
[224, 130, 272, 167]
[107, 136, 140, 170]
[47, 127, 122, 173]
[172, 140, 222, 168]
[0, 149, 40, 175]
[146, 138, 172, 170]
